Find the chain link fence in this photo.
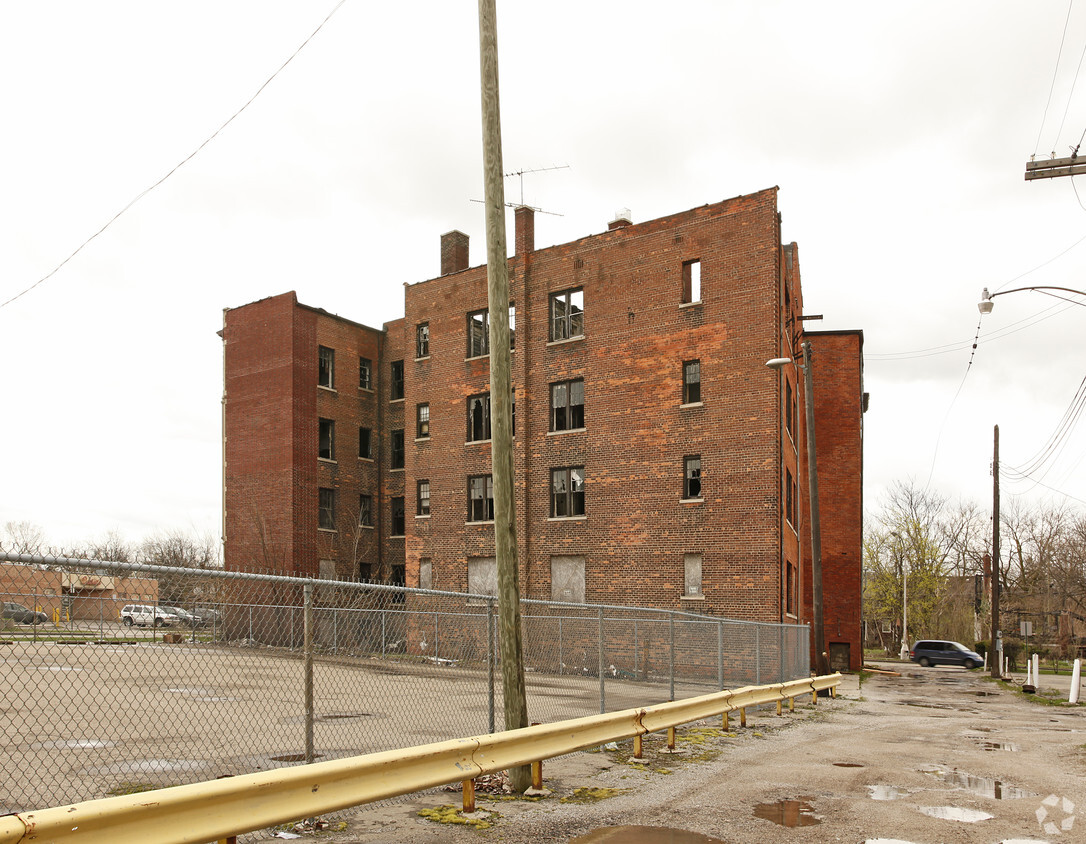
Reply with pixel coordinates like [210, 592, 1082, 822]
[1, 552, 808, 813]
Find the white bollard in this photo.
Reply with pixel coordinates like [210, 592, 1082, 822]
[1025, 658, 1032, 687]
[1033, 654, 1040, 688]
[1070, 659, 1081, 705]
[983, 652, 988, 670]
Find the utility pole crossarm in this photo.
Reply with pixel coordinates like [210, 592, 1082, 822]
[1025, 156, 1086, 181]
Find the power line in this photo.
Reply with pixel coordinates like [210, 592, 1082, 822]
[1035, 0, 1076, 155]
[0, 0, 348, 311]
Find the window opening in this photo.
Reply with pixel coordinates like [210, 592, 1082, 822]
[390, 360, 404, 400]
[359, 357, 372, 390]
[683, 360, 701, 404]
[359, 494, 373, 527]
[391, 429, 405, 469]
[391, 497, 405, 536]
[684, 456, 702, 499]
[468, 475, 495, 522]
[468, 309, 489, 358]
[682, 259, 701, 303]
[550, 288, 584, 340]
[684, 553, 703, 596]
[551, 378, 585, 431]
[318, 418, 335, 461]
[359, 427, 373, 459]
[416, 322, 430, 358]
[417, 480, 430, 516]
[318, 488, 335, 531]
[318, 346, 335, 389]
[417, 403, 430, 439]
[551, 466, 585, 517]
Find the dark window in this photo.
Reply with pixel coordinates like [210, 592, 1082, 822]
[391, 497, 405, 536]
[683, 360, 701, 405]
[417, 403, 430, 439]
[509, 304, 516, 350]
[684, 456, 702, 500]
[785, 380, 794, 438]
[318, 488, 335, 530]
[786, 468, 796, 527]
[468, 393, 492, 442]
[359, 427, 373, 459]
[358, 494, 373, 527]
[318, 346, 334, 389]
[318, 418, 335, 461]
[417, 480, 430, 516]
[390, 360, 404, 400]
[551, 467, 585, 517]
[550, 288, 584, 341]
[391, 429, 405, 469]
[682, 259, 701, 303]
[358, 562, 372, 582]
[416, 322, 430, 358]
[468, 475, 494, 522]
[390, 564, 406, 587]
[786, 561, 796, 615]
[468, 309, 489, 358]
[551, 379, 585, 431]
[359, 357, 372, 390]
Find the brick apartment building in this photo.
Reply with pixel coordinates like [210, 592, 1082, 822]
[221, 187, 865, 669]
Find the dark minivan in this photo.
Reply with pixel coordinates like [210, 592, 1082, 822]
[909, 640, 983, 669]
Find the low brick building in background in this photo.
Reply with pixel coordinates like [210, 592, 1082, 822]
[221, 187, 866, 669]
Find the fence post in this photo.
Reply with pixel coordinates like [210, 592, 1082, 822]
[598, 607, 606, 714]
[487, 599, 496, 734]
[669, 612, 676, 701]
[718, 621, 724, 690]
[304, 582, 315, 765]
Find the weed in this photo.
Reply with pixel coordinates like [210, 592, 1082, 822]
[559, 787, 629, 804]
[418, 804, 497, 829]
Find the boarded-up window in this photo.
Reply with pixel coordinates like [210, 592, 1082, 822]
[319, 559, 337, 581]
[684, 553, 702, 596]
[419, 559, 432, 590]
[467, 557, 498, 598]
[550, 555, 586, 603]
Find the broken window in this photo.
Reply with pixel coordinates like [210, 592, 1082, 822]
[467, 393, 492, 442]
[551, 467, 585, 517]
[417, 403, 430, 439]
[551, 378, 585, 431]
[318, 346, 335, 389]
[391, 497, 405, 536]
[684, 553, 703, 596]
[468, 475, 494, 522]
[468, 309, 489, 358]
[682, 259, 701, 303]
[359, 427, 373, 460]
[390, 360, 404, 400]
[318, 418, 335, 461]
[318, 488, 335, 531]
[550, 288, 584, 341]
[391, 429, 405, 469]
[417, 480, 430, 516]
[358, 494, 373, 527]
[684, 456, 702, 500]
[416, 322, 430, 358]
[359, 356, 372, 390]
[683, 360, 701, 405]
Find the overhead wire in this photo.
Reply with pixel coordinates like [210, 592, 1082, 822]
[0, 0, 349, 311]
[1036, 0, 1076, 156]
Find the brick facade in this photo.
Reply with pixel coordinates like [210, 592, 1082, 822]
[221, 189, 864, 669]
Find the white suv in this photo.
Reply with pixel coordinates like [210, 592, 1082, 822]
[120, 604, 179, 628]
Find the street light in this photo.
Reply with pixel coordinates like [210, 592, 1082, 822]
[978, 285, 1086, 314]
[766, 337, 826, 675]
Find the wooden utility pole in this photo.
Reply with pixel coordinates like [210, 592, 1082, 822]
[477, 0, 530, 792]
[991, 424, 1002, 679]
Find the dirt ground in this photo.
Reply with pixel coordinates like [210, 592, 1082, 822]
[255, 663, 1086, 844]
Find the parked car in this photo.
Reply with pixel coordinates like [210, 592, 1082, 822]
[2, 601, 48, 625]
[161, 606, 201, 627]
[909, 640, 983, 669]
[120, 604, 179, 628]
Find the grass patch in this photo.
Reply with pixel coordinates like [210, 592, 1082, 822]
[418, 804, 498, 829]
[559, 787, 629, 804]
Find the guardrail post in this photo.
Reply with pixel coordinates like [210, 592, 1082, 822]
[717, 621, 724, 690]
[598, 607, 606, 714]
[740, 707, 747, 728]
[668, 612, 675, 701]
[722, 709, 729, 730]
[487, 599, 496, 734]
[462, 778, 475, 813]
[788, 696, 795, 713]
[218, 836, 237, 844]
[531, 760, 543, 789]
[667, 726, 676, 750]
[304, 582, 315, 765]
[633, 734, 643, 758]
[776, 698, 782, 716]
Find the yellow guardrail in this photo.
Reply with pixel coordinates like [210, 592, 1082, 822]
[0, 673, 841, 844]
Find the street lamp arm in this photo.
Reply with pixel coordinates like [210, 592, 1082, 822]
[979, 285, 1086, 314]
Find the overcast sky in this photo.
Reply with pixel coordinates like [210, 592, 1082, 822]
[3, 1, 1086, 549]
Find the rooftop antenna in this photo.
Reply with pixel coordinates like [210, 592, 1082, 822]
[472, 164, 570, 216]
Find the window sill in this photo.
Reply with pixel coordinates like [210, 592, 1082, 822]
[389, 534, 405, 539]
[547, 427, 586, 436]
[358, 524, 375, 531]
[680, 402, 704, 409]
[318, 528, 337, 534]
[415, 437, 430, 443]
[680, 594, 705, 601]
[680, 498, 704, 505]
[547, 515, 587, 522]
[358, 386, 374, 394]
[318, 458, 337, 465]
[415, 355, 430, 362]
[390, 398, 404, 404]
[390, 467, 405, 473]
[466, 439, 492, 445]
[785, 612, 798, 620]
[358, 457, 374, 463]
[679, 300, 703, 310]
[466, 520, 495, 526]
[318, 385, 337, 394]
[415, 514, 430, 520]
[546, 335, 585, 348]
[465, 353, 490, 362]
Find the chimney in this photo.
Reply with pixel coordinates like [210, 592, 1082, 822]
[515, 205, 535, 256]
[608, 208, 632, 230]
[440, 230, 470, 275]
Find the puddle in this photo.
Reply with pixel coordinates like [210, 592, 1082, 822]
[753, 799, 821, 827]
[833, 762, 864, 768]
[917, 806, 994, 823]
[568, 827, 724, 843]
[941, 770, 1035, 800]
[979, 741, 1019, 752]
[868, 785, 910, 801]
